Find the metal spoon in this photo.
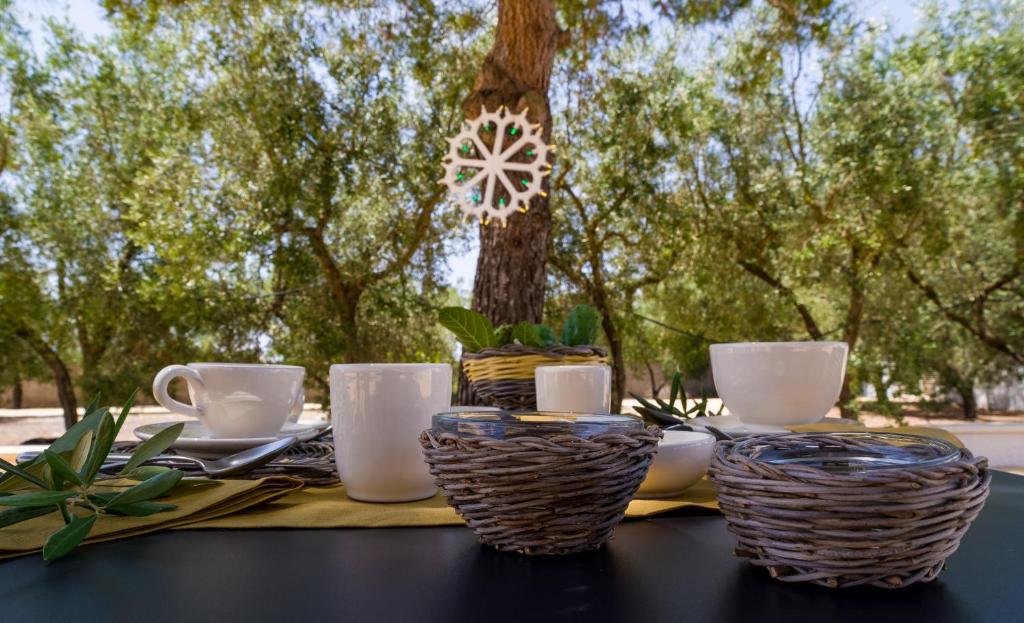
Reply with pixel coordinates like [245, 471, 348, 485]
[100, 436, 299, 478]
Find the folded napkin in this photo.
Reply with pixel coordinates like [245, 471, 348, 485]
[0, 476, 302, 560]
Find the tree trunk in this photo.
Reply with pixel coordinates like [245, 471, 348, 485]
[457, 1, 568, 405]
[14, 327, 78, 428]
[603, 316, 626, 414]
[12, 379, 22, 409]
[958, 380, 978, 420]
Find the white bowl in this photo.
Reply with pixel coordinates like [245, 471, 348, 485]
[710, 341, 848, 426]
[636, 430, 715, 499]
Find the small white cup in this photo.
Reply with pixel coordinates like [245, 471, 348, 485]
[710, 341, 849, 426]
[330, 363, 452, 502]
[152, 363, 305, 438]
[535, 364, 612, 414]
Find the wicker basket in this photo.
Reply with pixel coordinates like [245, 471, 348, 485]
[708, 433, 991, 589]
[461, 344, 608, 409]
[419, 425, 661, 555]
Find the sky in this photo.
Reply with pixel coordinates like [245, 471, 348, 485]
[11, 0, 927, 297]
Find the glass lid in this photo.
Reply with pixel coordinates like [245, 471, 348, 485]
[431, 411, 643, 439]
[729, 432, 962, 473]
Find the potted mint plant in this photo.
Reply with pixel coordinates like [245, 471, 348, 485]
[439, 304, 607, 409]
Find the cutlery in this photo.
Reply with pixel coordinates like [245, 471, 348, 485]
[103, 436, 299, 477]
[19, 436, 299, 478]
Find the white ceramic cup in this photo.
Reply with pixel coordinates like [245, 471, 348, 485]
[535, 364, 612, 414]
[152, 363, 305, 438]
[330, 363, 452, 502]
[710, 341, 849, 426]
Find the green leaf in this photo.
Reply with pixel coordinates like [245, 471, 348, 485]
[0, 491, 75, 507]
[113, 388, 139, 438]
[510, 322, 541, 347]
[123, 466, 171, 481]
[670, 372, 680, 408]
[0, 458, 50, 490]
[438, 307, 496, 352]
[105, 501, 177, 517]
[535, 324, 557, 347]
[561, 304, 600, 346]
[43, 513, 97, 562]
[83, 395, 102, 418]
[494, 324, 514, 346]
[105, 470, 184, 508]
[119, 422, 184, 475]
[0, 506, 58, 528]
[80, 412, 115, 485]
[70, 430, 94, 473]
[43, 450, 83, 487]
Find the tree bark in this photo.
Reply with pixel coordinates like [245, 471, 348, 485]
[12, 379, 23, 410]
[601, 313, 626, 413]
[14, 327, 78, 428]
[458, 1, 569, 404]
[958, 380, 978, 420]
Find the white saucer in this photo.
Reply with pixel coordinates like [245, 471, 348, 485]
[135, 420, 329, 457]
[687, 415, 857, 435]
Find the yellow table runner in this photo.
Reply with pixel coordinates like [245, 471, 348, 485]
[186, 423, 959, 531]
[0, 424, 961, 558]
[0, 476, 302, 559]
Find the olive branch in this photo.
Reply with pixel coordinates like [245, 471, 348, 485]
[0, 390, 187, 561]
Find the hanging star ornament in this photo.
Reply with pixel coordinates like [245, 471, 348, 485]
[440, 106, 554, 227]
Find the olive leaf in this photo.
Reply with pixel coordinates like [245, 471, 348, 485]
[70, 430, 94, 474]
[119, 422, 185, 475]
[0, 491, 76, 507]
[124, 466, 172, 481]
[438, 306, 497, 352]
[43, 450, 84, 487]
[105, 469, 184, 509]
[80, 412, 116, 484]
[0, 506, 57, 529]
[105, 501, 177, 517]
[0, 458, 49, 490]
[43, 514, 97, 562]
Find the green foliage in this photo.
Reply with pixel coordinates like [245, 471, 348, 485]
[437, 307, 497, 352]
[561, 304, 601, 347]
[510, 322, 543, 348]
[630, 371, 724, 426]
[439, 304, 600, 351]
[0, 392, 186, 562]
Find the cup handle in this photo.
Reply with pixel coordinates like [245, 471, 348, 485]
[152, 365, 206, 420]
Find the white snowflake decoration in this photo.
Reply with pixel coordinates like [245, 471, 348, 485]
[440, 106, 553, 226]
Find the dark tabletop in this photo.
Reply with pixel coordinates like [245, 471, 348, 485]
[3, 471, 1022, 623]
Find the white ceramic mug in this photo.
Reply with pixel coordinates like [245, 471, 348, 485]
[152, 363, 305, 438]
[535, 364, 612, 414]
[710, 341, 849, 426]
[330, 363, 452, 502]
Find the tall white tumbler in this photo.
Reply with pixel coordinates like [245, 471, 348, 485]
[330, 363, 452, 502]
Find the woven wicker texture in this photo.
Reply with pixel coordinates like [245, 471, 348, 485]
[708, 434, 991, 589]
[461, 344, 608, 410]
[420, 426, 661, 555]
